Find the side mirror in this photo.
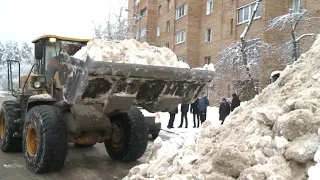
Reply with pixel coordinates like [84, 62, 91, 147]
[34, 41, 44, 59]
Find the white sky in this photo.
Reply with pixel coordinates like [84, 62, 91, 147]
[0, 0, 128, 43]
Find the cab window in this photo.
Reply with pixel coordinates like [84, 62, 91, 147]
[44, 40, 61, 70]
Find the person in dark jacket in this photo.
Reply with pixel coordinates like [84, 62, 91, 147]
[190, 99, 200, 128]
[230, 93, 241, 112]
[219, 98, 230, 125]
[198, 96, 209, 123]
[178, 104, 189, 128]
[167, 106, 178, 129]
[203, 96, 209, 121]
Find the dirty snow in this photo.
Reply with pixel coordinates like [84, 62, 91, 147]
[73, 39, 190, 68]
[124, 35, 320, 179]
[194, 63, 215, 71]
[29, 94, 52, 99]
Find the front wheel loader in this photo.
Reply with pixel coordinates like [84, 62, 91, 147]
[1, 34, 214, 174]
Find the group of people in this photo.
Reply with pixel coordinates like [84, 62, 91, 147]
[167, 96, 209, 129]
[218, 93, 241, 125]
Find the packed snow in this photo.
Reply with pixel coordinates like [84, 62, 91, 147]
[29, 94, 52, 99]
[73, 39, 190, 68]
[124, 35, 320, 180]
[194, 63, 215, 71]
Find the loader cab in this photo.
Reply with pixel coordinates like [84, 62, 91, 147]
[32, 34, 90, 75]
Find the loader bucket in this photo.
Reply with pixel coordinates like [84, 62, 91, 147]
[57, 53, 214, 113]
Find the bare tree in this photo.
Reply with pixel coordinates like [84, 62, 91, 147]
[266, 8, 317, 63]
[92, 4, 135, 41]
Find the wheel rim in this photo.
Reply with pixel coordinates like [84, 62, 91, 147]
[111, 122, 123, 148]
[0, 116, 5, 139]
[26, 124, 38, 157]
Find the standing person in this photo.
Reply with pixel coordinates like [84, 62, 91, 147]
[178, 104, 189, 128]
[167, 106, 178, 129]
[190, 99, 200, 128]
[219, 98, 230, 125]
[203, 96, 209, 121]
[197, 96, 209, 124]
[230, 93, 241, 112]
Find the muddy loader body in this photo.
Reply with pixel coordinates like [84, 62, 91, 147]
[0, 34, 214, 174]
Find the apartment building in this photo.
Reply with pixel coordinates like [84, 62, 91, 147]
[128, 0, 320, 103]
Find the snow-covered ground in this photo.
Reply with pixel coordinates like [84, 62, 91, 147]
[157, 105, 220, 140]
[0, 91, 10, 98]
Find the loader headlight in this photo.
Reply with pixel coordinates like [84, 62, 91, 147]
[34, 81, 41, 88]
[154, 113, 161, 124]
[49, 38, 56, 42]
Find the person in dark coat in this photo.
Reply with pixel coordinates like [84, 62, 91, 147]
[190, 99, 200, 128]
[178, 104, 189, 128]
[198, 96, 209, 123]
[203, 96, 209, 121]
[219, 98, 230, 125]
[230, 93, 241, 112]
[167, 106, 178, 129]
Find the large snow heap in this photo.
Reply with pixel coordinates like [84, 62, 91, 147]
[73, 39, 190, 68]
[124, 35, 320, 180]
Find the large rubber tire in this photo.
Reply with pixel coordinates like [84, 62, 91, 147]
[105, 106, 149, 162]
[23, 105, 68, 173]
[0, 101, 22, 152]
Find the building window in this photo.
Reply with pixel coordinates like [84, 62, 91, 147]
[158, 5, 162, 16]
[292, 0, 302, 12]
[205, 56, 211, 64]
[165, 43, 170, 48]
[140, 28, 147, 37]
[157, 26, 161, 37]
[176, 31, 186, 44]
[176, 4, 187, 19]
[178, 56, 186, 62]
[140, 8, 147, 18]
[206, 0, 213, 15]
[237, 1, 262, 24]
[166, 21, 170, 32]
[167, 0, 171, 10]
[205, 28, 212, 43]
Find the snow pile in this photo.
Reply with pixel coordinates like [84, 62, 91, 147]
[73, 39, 190, 68]
[194, 63, 215, 71]
[124, 35, 320, 180]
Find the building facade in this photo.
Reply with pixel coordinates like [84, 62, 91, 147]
[128, 0, 320, 103]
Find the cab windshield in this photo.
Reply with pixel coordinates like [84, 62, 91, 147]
[44, 40, 85, 71]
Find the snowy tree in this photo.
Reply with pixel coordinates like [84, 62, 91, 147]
[266, 8, 317, 64]
[213, 38, 277, 101]
[92, 5, 135, 40]
[0, 41, 34, 90]
[212, 0, 267, 101]
[20, 42, 34, 64]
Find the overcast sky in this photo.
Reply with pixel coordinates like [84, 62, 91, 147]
[0, 0, 128, 43]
